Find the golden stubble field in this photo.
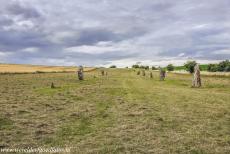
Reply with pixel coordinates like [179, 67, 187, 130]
[0, 64, 95, 73]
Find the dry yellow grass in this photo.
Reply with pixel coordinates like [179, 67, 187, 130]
[172, 70, 230, 77]
[0, 69, 229, 153]
[0, 64, 95, 73]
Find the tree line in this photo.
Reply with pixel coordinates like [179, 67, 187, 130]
[132, 60, 230, 73]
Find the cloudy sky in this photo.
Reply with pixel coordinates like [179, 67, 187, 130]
[0, 0, 230, 67]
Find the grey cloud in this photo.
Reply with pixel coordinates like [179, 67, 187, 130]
[7, 2, 41, 19]
[0, 0, 229, 66]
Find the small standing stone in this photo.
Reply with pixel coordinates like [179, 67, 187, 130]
[160, 69, 166, 81]
[51, 82, 55, 89]
[150, 72, 153, 78]
[77, 66, 84, 80]
[142, 70, 145, 76]
[101, 70, 105, 76]
[137, 70, 140, 75]
[192, 64, 201, 87]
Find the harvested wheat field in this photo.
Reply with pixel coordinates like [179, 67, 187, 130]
[0, 68, 229, 153]
[0, 64, 95, 73]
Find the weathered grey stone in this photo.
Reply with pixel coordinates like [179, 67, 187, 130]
[101, 70, 105, 76]
[150, 72, 153, 78]
[142, 70, 145, 76]
[137, 70, 140, 75]
[192, 64, 201, 87]
[77, 66, 84, 80]
[160, 69, 166, 81]
[51, 82, 55, 88]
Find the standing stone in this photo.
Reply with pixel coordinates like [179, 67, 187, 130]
[105, 72, 108, 76]
[77, 66, 84, 80]
[51, 82, 55, 88]
[142, 70, 145, 76]
[137, 70, 140, 75]
[101, 70, 105, 76]
[160, 69, 166, 81]
[150, 72, 153, 78]
[192, 64, 201, 87]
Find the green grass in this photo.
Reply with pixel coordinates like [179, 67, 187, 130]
[0, 117, 14, 130]
[0, 69, 229, 153]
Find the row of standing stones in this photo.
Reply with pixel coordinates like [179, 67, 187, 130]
[50, 65, 201, 88]
[136, 64, 201, 88]
[77, 67, 108, 81]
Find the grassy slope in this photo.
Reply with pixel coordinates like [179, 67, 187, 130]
[0, 69, 229, 153]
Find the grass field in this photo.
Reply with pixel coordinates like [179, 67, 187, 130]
[0, 69, 229, 153]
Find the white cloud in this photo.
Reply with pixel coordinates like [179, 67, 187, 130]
[65, 41, 131, 54]
[22, 47, 39, 53]
[213, 49, 230, 55]
[47, 31, 79, 44]
[178, 53, 185, 57]
[0, 51, 12, 57]
[0, 51, 13, 62]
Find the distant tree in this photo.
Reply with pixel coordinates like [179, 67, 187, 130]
[132, 64, 139, 68]
[184, 61, 197, 73]
[139, 65, 149, 70]
[139, 65, 145, 69]
[110, 65, 116, 68]
[145, 66, 149, 70]
[151, 66, 157, 70]
[167, 64, 174, 71]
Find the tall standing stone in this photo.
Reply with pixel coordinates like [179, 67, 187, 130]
[192, 64, 201, 87]
[77, 66, 84, 80]
[160, 69, 166, 81]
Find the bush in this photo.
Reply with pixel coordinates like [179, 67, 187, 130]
[167, 64, 174, 71]
[217, 60, 230, 72]
[184, 61, 197, 73]
[207, 64, 218, 72]
[207, 60, 230, 72]
[110, 65, 116, 68]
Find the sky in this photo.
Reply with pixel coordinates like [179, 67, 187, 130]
[0, 0, 230, 67]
